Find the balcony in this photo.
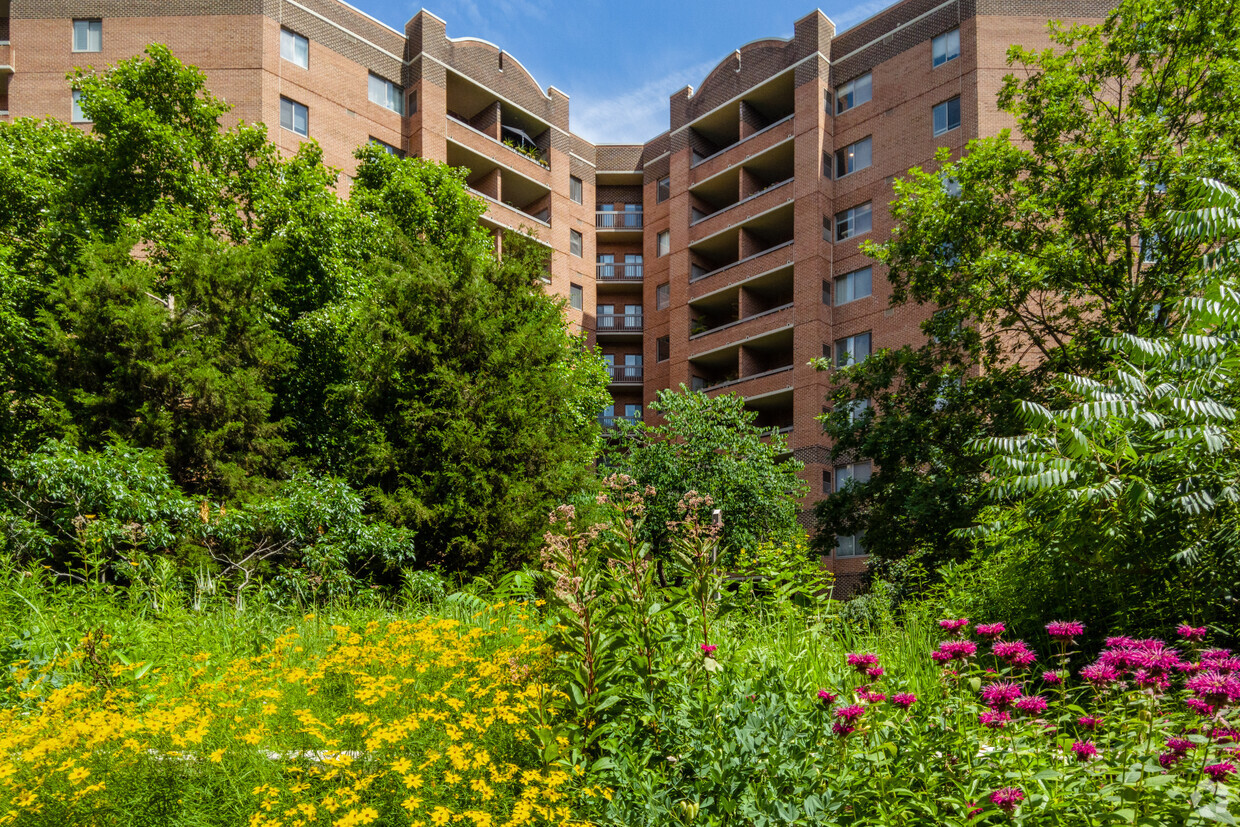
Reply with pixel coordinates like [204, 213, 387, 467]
[607, 364, 644, 385]
[596, 207, 643, 242]
[599, 414, 642, 428]
[597, 313, 644, 337]
[596, 262, 643, 282]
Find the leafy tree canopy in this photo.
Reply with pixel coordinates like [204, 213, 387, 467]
[817, 0, 1240, 570]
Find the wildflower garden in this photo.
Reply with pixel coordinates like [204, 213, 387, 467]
[3, 0, 1240, 823]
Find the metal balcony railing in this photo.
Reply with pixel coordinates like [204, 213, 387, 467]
[596, 263, 644, 281]
[597, 313, 644, 332]
[607, 365, 644, 383]
[599, 414, 642, 428]
[596, 209, 643, 229]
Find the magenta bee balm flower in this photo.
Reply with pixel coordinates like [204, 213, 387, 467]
[1205, 762, 1236, 783]
[989, 787, 1024, 813]
[975, 623, 1006, 640]
[979, 709, 1010, 729]
[891, 692, 917, 709]
[1071, 740, 1098, 761]
[817, 689, 838, 704]
[1078, 716, 1100, 730]
[1042, 671, 1063, 685]
[981, 681, 1023, 710]
[1178, 624, 1207, 642]
[1014, 694, 1048, 715]
[701, 643, 717, 655]
[1046, 620, 1085, 640]
[835, 704, 866, 723]
[939, 618, 970, 635]
[992, 640, 1037, 667]
[846, 653, 879, 672]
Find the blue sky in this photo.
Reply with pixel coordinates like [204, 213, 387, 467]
[346, 1, 901, 143]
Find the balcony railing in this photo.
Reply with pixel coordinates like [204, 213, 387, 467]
[596, 263, 644, 281]
[607, 365, 644, 383]
[599, 414, 642, 428]
[597, 313, 644, 332]
[596, 209, 643, 229]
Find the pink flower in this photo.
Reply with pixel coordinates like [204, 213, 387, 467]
[1178, 624, 1207, 642]
[966, 803, 982, 820]
[1014, 695, 1048, 715]
[1042, 671, 1063, 685]
[1105, 636, 1138, 648]
[1078, 716, 1101, 731]
[992, 640, 1037, 667]
[1204, 763, 1236, 783]
[989, 787, 1024, 813]
[701, 643, 718, 656]
[1047, 620, 1085, 640]
[939, 618, 970, 635]
[832, 721, 855, 736]
[1158, 752, 1183, 769]
[817, 689, 838, 704]
[867, 666, 885, 679]
[938, 640, 978, 660]
[1166, 738, 1193, 754]
[847, 653, 879, 672]
[979, 709, 1010, 729]
[835, 704, 866, 723]
[1187, 671, 1240, 707]
[1187, 698, 1216, 716]
[891, 692, 917, 709]
[861, 691, 887, 704]
[976, 623, 1006, 640]
[1080, 663, 1121, 687]
[1071, 740, 1098, 761]
[981, 681, 1023, 710]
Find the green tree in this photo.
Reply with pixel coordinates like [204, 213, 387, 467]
[605, 388, 809, 559]
[967, 179, 1240, 633]
[818, 0, 1240, 568]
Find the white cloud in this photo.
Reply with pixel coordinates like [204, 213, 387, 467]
[569, 58, 717, 145]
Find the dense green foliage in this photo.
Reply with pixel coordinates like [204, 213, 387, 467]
[0, 45, 609, 586]
[604, 388, 808, 558]
[817, 0, 1240, 580]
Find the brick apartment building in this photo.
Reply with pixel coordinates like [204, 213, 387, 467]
[3, 0, 1110, 588]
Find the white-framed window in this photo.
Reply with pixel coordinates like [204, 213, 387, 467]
[369, 137, 401, 156]
[657, 177, 671, 203]
[570, 230, 583, 257]
[835, 331, 872, 367]
[835, 202, 873, 241]
[569, 283, 583, 310]
[835, 266, 873, 305]
[73, 19, 102, 53]
[280, 28, 309, 69]
[280, 97, 308, 136]
[1142, 233, 1160, 264]
[656, 282, 670, 310]
[835, 73, 872, 114]
[834, 460, 872, 558]
[657, 230, 670, 257]
[570, 176, 583, 204]
[932, 28, 961, 67]
[942, 173, 962, 197]
[624, 403, 643, 421]
[368, 73, 404, 114]
[835, 136, 872, 179]
[933, 97, 961, 136]
[71, 90, 90, 123]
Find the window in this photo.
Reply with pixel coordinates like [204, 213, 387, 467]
[656, 282, 670, 310]
[836, 531, 868, 558]
[625, 254, 642, 279]
[657, 177, 671, 203]
[280, 29, 309, 69]
[933, 97, 961, 136]
[280, 97, 309, 136]
[835, 266, 873, 305]
[368, 73, 404, 114]
[570, 176, 583, 204]
[932, 29, 961, 67]
[570, 230, 583, 257]
[822, 279, 831, 304]
[657, 230, 670, 257]
[834, 460, 872, 558]
[73, 19, 102, 53]
[835, 332, 872, 367]
[656, 335, 670, 362]
[597, 254, 614, 279]
[835, 202, 873, 241]
[71, 90, 90, 123]
[835, 73, 872, 114]
[846, 399, 871, 423]
[822, 469, 831, 493]
[624, 404, 643, 421]
[942, 173, 962, 197]
[835, 136, 872, 178]
[569, 283, 583, 310]
[408, 90, 418, 113]
[369, 137, 401, 156]
[1142, 233, 1160, 264]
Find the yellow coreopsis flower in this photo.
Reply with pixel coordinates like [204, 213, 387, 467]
[430, 806, 453, 826]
